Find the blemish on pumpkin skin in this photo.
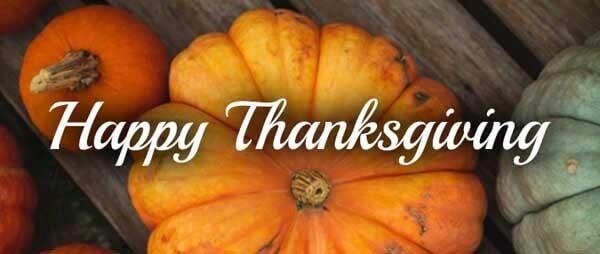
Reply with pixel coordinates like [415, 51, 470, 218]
[258, 231, 281, 254]
[160, 234, 170, 243]
[294, 16, 309, 25]
[567, 159, 579, 175]
[422, 192, 432, 200]
[395, 54, 407, 64]
[405, 207, 427, 236]
[413, 91, 430, 106]
[384, 242, 405, 254]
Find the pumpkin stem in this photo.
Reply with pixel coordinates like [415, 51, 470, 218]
[291, 170, 331, 209]
[30, 50, 100, 93]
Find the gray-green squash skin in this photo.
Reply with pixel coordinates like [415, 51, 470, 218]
[498, 31, 600, 254]
[498, 119, 600, 222]
[512, 69, 600, 125]
[585, 32, 600, 47]
[513, 188, 600, 254]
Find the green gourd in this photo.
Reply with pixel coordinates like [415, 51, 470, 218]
[497, 31, 600, 254]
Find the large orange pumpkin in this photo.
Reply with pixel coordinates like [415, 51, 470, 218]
[19, 5, 169, 150]
[0, 0, 50, 35]
[0, 126, 37, 254]
[129, 9, 486, 254]
[41, 244, 113, 254]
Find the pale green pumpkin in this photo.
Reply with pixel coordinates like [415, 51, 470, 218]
[497, 31, 600, 254]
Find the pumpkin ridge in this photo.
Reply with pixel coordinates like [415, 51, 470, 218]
[256, 219, 290, 254]
[183, 191, 283, 221]
[317, 209, 363, 253]
[328, 174, 486, 253]
[368, 43, 415, 123]
[325, 203, 433, 254]
[306, 209, 344, 253]
[137, 183, 290, 228]
[278, 211, 309, 252]
[226, 26, 265, 103]
[376, 78, 417, 122]
[510, 180, 600, 225]
[512, 188, 600, 253]
[147, 191, 294, 253]
[153, 100, 291, 176]
[333, 168, 475, 186]
[169, 34, 296, 175]
[0, 126, 36, 253]
[44, 21, 73, 54]
[330, 172, 487, 219]
[0, 166, 37, 213]
[305, 24, 326, 122]
[542, 116, 600, 129]
[216, 33, 266, 101]
[130, 152, 291, 228]
[306, 29, 320, 122]
[279, 9, 320, 122]
[223, 214, 288, 251]
[274, 10, 289, 107]
[513, 69, 600, 125]
[311, 23, 380, 121]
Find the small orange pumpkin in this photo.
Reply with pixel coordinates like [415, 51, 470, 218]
[19, 5, 169, 150]
[129, 9, 486, 254]
[0, 0, 50, 35]
[0, 126, 37, 254]
[41, 244, 113, 254]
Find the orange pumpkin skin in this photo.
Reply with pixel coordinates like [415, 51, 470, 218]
[130, 9, 486, 254]
[19, 5, 169, 150]
[0, 126, 37, 254]
[41, 244, 113, 254]
[0, 0, 50, 35]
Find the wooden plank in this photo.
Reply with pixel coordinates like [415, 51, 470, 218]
[0, 1, 150, 253]
[104, 0, 273, 56]
[485, 0, 600, 64]
[290, 0, 530, 120]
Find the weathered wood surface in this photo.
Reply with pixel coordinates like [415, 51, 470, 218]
[105, 0, 273, 56]
[0, 1, 150, 253]
[291, 0, 530, 120]
[485, 0, 600, 64]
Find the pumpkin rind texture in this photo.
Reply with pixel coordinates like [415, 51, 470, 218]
[19, 5, 169, 150]
[131, 9, 486, 254]
[498, 31, 600, 254]
[0, 0, 49, 35]
[41, 244, 114, 254]
[0, 126, 37, 254]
